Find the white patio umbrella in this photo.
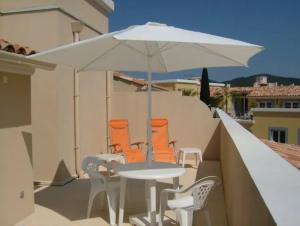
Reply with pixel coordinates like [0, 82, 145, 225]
[29, 22, 263, 166]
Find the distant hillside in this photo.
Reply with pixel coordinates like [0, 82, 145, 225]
[223, 74, 300, 87]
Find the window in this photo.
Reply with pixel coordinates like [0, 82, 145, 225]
[284, 101, 299, 108]
[258, 101, 273, 108]
[269, 128, 288, 143]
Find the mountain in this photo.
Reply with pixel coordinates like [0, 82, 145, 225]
[222, 74, 300, 87]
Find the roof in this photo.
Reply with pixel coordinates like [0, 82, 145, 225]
[210, 85, 300, 98]
[113, 72, 168, 91]
[152, 79, 200, 85]
[249, 85, 300, 97]
[152, 79, 225, 87]
[262, 139, 300, 169]
[0, 38, 37, 56]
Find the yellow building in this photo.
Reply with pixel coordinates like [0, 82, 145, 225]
[152, 79, 225, 96]
[250, 108, 300, 145]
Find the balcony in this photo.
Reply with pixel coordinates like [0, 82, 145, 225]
[15, 104, 300, 226]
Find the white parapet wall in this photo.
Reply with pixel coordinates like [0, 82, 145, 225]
[217, 109, 300, 226]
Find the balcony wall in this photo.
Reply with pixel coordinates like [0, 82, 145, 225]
[111, 92, 220, 159]
[217, 109, 300, 226]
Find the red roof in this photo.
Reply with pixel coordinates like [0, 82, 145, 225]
[0, 38, 37, 55]
[113, 72, 168, 91]
[262, 139, 300, 169]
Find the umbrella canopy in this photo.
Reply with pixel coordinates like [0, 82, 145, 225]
[30, 22, 263, 72]
[29, 22, 263, 166]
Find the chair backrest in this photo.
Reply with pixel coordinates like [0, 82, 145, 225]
[188, 176, 220, 211]
[82, 156, 107, 186]
[109, 119, 130, 153]
[152, 118, 169, 150]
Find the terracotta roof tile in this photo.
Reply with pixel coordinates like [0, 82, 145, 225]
[113, 72, 168, 91]
[262, 139, 300, 169]
[210, 85, 300, 98]
[249, 85, 300, 97]
[0, 38, 37, 56]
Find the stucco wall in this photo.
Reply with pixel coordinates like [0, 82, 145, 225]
[111, 92, 220, 159]
[220, 122, 275, 226]
[0, 72, 34, 226]
[251, 111, 300, 144]
[0, 1, 109, 184]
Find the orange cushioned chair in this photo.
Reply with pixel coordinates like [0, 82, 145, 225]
[109, 119, 145, 163]
[152, 118, 177, 163]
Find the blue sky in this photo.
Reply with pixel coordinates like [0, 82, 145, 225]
[109, 0, 300, 81]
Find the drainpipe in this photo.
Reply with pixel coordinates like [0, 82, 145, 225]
[71, 21, 83, 177]
[106, 71, 111, 152]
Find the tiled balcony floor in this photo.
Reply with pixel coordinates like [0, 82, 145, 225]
[16, 160, 227, 226]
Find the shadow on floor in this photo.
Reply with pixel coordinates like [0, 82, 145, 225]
[34, 177, 177, 224]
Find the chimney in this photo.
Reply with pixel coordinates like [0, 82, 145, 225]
[255, 75, 268, 86]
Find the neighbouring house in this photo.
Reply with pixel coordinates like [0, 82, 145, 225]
[209, 75, 300, 145]
[152, 78, 225, 96]
[0, 41, 55, 225]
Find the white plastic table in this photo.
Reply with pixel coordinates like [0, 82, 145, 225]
[96, 153, 125, 163]
[115, 162, 185, 226]
[96, 154, 125, 175]
[177, 147, 203, 167]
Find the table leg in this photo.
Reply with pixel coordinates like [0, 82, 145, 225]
[118, 177, 127, 226]
[146, 180, 156, 226]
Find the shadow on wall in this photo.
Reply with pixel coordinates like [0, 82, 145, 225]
[22, 131, 33, 167]
[0, 73, 31, 129]
[51, 160, 73, 186]
[195, 161, 228, 226]
[202, 122, 221, 160]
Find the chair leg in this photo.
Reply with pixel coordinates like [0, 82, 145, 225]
[204, 209, 212, 226]
[199, 151, 203, 163]
[87, 191, 97, 218]
[106, 189, 118, 226]
[177, 209, 193, 226]
[195, 153, 198, 166]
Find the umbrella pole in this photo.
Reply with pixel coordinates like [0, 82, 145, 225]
[147, 57, 153, 167]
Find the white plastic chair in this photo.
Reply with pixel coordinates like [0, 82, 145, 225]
[82, 156, 120, 226]
[159, 176, 220, 226]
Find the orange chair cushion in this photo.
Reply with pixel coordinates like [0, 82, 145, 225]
[124, 149, 145, 163]
[110, 119, 130, 152]
[152, 118, 169, 150]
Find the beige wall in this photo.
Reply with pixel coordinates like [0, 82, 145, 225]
[111, 92, 220, 159]
[113, 78, 141, 92]
[0, 1, 110, 184]
[220, 123, 275, 226]
[251, 111, 300, 144]
[0, 72, 34, 226]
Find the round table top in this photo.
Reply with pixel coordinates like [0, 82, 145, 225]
[115, 162, 185, 180]
[179, 147, 202, 153]
[96, 153, 124, 162]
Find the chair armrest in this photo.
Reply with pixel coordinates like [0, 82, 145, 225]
[109, 143, 122, 153]
[130, 141, 144, 149]
[169, 140, 177, 148]
[161, 176, 221, 196]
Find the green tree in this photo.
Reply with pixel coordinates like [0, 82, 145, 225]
[182, 88, 198, 96]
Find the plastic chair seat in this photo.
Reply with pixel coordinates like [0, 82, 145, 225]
[167, 195, 194, 209]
